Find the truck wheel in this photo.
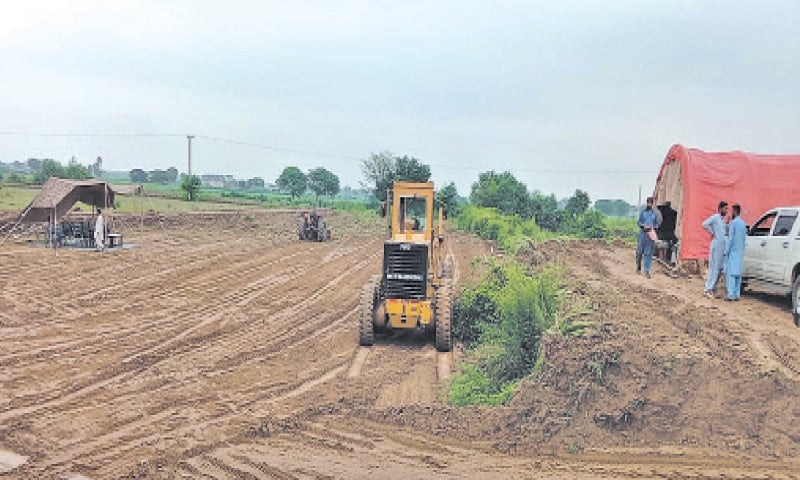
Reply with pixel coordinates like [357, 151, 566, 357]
[435, 280, 453, 352]
[359, 275, 380, 346]
[793, 275, 800, 328]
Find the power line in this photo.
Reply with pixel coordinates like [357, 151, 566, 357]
[196, 135, 361, 162]
[0, 130, 655, 175]
[0, 131, 184, 138]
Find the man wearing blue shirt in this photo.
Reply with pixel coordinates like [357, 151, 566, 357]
[702, 201, 729, 298]
[725, 204, 746, 301]
[636, 197, 660, 279]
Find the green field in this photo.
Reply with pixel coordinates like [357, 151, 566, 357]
[0, 185, 262, 215]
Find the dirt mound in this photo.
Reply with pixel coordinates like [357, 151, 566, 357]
[513, 240, 800, 457]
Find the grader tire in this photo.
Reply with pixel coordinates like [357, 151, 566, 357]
[359, 275, 380, 346]
[435, 280, 453, 352]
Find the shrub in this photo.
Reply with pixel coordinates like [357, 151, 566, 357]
[563, 210, 609, 239]
[448, 364, 519, 406]
[449, 261, 563, 405]
[457, 205, 552, 253]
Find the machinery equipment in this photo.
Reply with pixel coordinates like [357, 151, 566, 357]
[298, 209, 331, 242]
[359, 181, 453, 351]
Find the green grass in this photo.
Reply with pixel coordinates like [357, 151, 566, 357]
[0, 185, 38, 210]
[0, 184, 373, 215]
[604, 216, 639, 242]
[457, 205, 555, 253]
[449, 261, 564, 406]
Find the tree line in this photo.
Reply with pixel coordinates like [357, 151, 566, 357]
[0, 157, 102, 184]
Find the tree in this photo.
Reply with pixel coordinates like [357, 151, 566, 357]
[595, 199, 636, 217]
[394, 156, 431, 183]
[361, 152, 431, 202]
[65, 157, 91, 180]
[91, 156, 103, 177]
[565, 189, 590, 219]
[435, 182, 460, 219]
[307, 167, 340, 201]
[129, 169, 148, 183]
[35, 159, 65, 183]
[531, 192, 564, 231]
[181, 175, 201, 201]
[361, 151, 397, 202]
[470, 171, 533, 218]
[276, 166, 308, 199]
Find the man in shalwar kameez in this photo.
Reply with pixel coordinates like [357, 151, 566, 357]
[725, 204, 746, 301]
[94, 208, 105, 252]
[636, 197, 660, 279]
[702, 201, 728, 298]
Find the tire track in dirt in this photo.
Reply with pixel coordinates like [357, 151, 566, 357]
[14, 236, 383, 477]
[0, 236, 371, 378]
[763, 333, 800, 377]
[0, 245, 378, 424]
[0, 245, 310, 366]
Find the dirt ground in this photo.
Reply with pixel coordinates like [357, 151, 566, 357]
[1, 212, 799, 479]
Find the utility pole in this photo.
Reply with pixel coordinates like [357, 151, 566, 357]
[638, 184, 642, 212]
[187, 135, 195, 200]
[187, 135, 195, 178]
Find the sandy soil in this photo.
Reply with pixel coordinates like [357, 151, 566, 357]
[1, 213, 799, 479]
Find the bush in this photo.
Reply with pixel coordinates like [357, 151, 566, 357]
[448, 364, 519, 406]
[457, 205, 552, 253]
[449, 261, 563, 406]
[604, 216, 638, 242]
[563, 210, 609, 239]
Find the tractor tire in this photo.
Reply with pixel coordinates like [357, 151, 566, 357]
[359, 275, 380, 346]
[317, 219, 327, 242]
[435, 279, 453, 352]
[298, 218, 306, 240]
[793, 275, 800, 328]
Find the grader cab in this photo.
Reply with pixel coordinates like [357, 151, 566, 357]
[359, 181, 453, 351]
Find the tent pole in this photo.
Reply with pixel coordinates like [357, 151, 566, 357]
[53, 206, 58, 256]
[0, 203, 34, 249]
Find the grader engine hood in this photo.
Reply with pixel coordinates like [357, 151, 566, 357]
[383, 242, 428, 300]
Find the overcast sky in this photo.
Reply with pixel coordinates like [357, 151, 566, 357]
[1, 1, 798, 203]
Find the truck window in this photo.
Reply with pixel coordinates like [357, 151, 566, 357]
[749, 212, 776, 237]
[772, 212, 798, 237]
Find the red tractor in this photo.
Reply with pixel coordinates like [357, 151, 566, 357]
[298, 209, 331, 242]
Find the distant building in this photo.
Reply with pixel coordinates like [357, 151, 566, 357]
[200, 174, 235, 188]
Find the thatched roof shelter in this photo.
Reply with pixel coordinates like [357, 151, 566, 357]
[20, 177, 115, 223]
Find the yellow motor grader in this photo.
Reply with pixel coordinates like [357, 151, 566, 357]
[359, 181, 453, 351]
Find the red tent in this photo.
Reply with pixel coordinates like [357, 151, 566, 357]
[653, 144, 800, 261]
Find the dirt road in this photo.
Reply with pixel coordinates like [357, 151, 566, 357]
[1, 213, 799, 479]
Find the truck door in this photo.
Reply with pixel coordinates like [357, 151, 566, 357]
[763, 210, 798, 286]
[745, 210, 777, 280]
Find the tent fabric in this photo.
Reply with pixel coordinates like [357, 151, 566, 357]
[653, 144, 800, 261]
[21, 177, 115, 223]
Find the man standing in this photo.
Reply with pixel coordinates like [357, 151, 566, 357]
[725, 204, 746, 301]
[94, 208, 105, 252]
[702, 201, 729, 298]
[636, 197, 660, 279]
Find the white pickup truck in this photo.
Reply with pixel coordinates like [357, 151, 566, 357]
[743, 207, 800, 326]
